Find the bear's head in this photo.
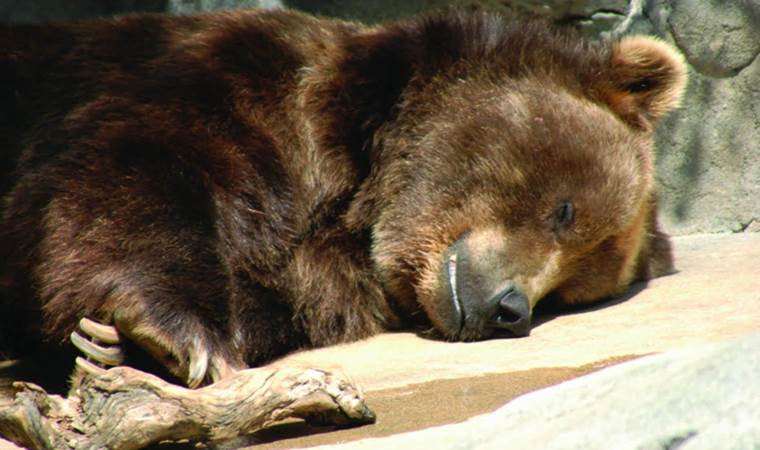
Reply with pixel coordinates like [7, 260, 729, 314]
[341, 14, 687, 340]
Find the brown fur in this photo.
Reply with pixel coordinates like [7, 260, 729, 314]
[0, 10, 685, 385]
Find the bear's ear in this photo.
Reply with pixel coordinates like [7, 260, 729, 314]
[604, 36, 688, 128]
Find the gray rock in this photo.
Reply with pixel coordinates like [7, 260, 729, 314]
[612, 0, 760, 235]
[746, 219, 760, 233]
[501, 0, 630, 35]
[286, 0, 629, 33]
[167, 0, 283, 15]
[281, 0, 462, 24]
[307, 332, 760, 450]
[668, 0, 760, 78]
[654, 57, 760, 235]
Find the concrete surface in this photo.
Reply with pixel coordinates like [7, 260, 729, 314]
[303, 332, 760, 450]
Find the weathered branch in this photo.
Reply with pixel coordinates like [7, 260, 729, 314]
[0, 365, 375, 450]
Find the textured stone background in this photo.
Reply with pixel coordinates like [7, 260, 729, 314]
[1, 0, 758, 235]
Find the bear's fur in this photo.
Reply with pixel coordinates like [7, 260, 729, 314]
[0, 9, 686, 386]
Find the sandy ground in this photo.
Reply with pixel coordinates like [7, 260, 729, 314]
[244, 356, 636, 449]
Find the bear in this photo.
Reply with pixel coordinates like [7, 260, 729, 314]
[0, 9, 686, 388]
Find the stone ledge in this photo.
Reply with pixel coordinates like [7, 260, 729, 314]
[248, 233, 760, 448]
[303, 331, 760, 450]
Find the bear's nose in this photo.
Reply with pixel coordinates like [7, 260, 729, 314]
[488, 287, 531, 337]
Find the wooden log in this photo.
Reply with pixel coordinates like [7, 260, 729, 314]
[0, 365, 375, 450]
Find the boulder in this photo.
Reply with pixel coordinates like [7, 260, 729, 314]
[167, 0, 282, 15]
[303, 332, 760, 450]
[617, 0, 760, 235]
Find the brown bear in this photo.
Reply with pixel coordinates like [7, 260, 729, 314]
[0, 9, 686, 388]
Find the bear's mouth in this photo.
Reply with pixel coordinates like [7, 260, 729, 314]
[447, 251, 465, 335]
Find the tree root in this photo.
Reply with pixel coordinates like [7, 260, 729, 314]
[0, 365, 375, 450]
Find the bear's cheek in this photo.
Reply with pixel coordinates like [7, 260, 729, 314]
[371, 231, 448, 317]
[556, 202, 652, 304]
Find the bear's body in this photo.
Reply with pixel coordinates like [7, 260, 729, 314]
[0, 9, 685, 387]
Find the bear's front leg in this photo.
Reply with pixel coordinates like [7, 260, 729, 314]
[9, 152, 251, 388]
[283, 231, 401, 347]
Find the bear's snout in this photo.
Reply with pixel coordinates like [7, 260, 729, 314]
[488, 286, 531, 337]
[440, 233, 533, 341]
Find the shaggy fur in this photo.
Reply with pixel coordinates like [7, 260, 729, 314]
[0, 9, 685, 386]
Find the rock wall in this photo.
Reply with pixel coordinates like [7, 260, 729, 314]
[1, 0, 757, 235]
[619, 1, 760, 235]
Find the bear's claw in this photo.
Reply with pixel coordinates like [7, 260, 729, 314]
[70, 319, 124, 367]
[185, 339, 242, 388]
[79, 317, 121, 344]
[186, 338, 209, 389]
[75, 355, 107, 376]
